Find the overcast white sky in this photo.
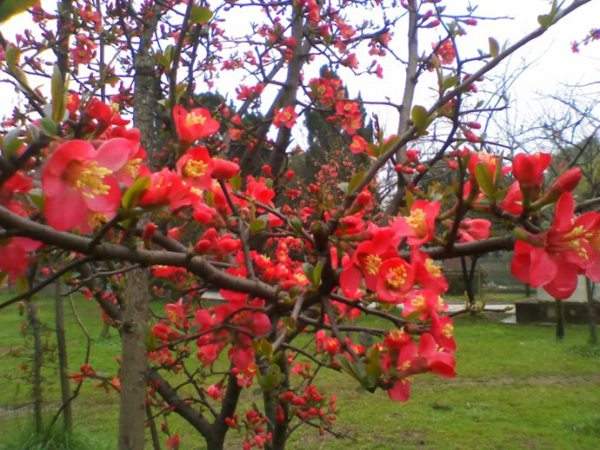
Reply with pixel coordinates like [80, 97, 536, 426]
[1, 0, 599, 147]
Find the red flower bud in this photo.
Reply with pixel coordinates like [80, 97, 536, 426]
[211, 159, 240, 179]
[143, 222, 158, 240]
[551, 167, 582, 193]
[512, 152, 551, 189]
[464, 130, 480, 143]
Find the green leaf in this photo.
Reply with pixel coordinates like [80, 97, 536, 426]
[5, 44, 20, 73]
[488, 37, 499, 58]
[378, 135, 401, 157]
[538, 0, 558, 29]
[348, 170, 365, 194]
[337, 181, 349, 194]
[474, 163, 496, 200]
[15, 276, 29, 295]
[442, 75, 458, 91]
[311, 260, 324, 287]
[51, 65, 66, 123]
[40, 117, 58, 136]
[0, 0, 37, 23]
[537, 14, 552, 28]
[145, 329, 158, 351]
[249, 215, 268, 234]
[290, 217, 303, 233]
[28, 189, 44, 210]
[190, 6, 213, 24]
[2, 128, 22, 158]
[258, 364, 283, 392]
[302, 263, 313, 281]
[364, 347, 381, 391]
[121, 176, 151, 210]
[253, 338, 273, 360]
[411, 105, 430, 134]
[229, 174, 242, 191]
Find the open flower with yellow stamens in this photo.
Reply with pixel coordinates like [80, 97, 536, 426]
[412, 249, 448, 294]
[42, 139, 131, 232]
[392, 199, 440, 246]
[173, 105, 220, 143]
[339, 227, 400, 298]
[376, 257, 415, 303]
[176, 146, 213, 190]
[512, 192, 600, 299]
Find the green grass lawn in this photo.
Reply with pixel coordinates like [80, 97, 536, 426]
[445, 290, 529, 304]
[0, 292, 599, 449]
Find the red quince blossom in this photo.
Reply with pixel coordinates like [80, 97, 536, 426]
[401, 290, 447, 321]
[349, 135, 369, 154]
[435, 39, 456, 65]
[86, 98, 129, 128]
[0, 172, 33, 216]
[140, 169, 195, 211]
[412, 249, 448, 294]
[512, 152, 551, 190]
[71, 33, 96, 65]
[176, 146, 212, 190]
[211, 159, 240, 179]
[511, 192, 600, 299]
[334, 100, 362, 134]
[376, 257, 415, 303]
[500, 181, 524, 215]
[457, 218, 491, 242]
[392, 200, 440, 246]
[339, 226, 400, 297]
[42, 139, 133, 231]
[173, 105, 220, 143]
[549, 167, 582, 195]
[387, 333, 455, 402]
[0, 237, 42, 281]
[165, 434, 181, 450]
[468, 151, 501, 181]
[273, 106, 297, 129]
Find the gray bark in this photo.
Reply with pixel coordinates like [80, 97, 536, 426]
[54, 282, 73, 432]
[118, 268, 151, 450]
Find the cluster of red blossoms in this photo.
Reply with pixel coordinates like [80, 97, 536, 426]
[2, 87, 598, 450]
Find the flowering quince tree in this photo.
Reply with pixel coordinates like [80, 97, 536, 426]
[0, 0, 598, 449]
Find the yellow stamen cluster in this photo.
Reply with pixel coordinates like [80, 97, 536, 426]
[561, 226, 591, 260]
[411, 295, 425, 310]
[88, 212, 107, 228]
[363, 254, 382, 275]
[184, 159, 209, 178]
[124, 158, 142, 178]
[294, 273, 308, 284]
[386, 265, 407, 289]
[75, 162, 111, 198]
[406, 208, 426, 236]
[442, 323, 454, 338]
[186, 111, 206, 127]
[425, 258, 442, 277]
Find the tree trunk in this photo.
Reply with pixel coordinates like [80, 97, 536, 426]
[118, 268, 151, 450]
[555, 299, 565, 341]
[460, 256, 476, 313]
[585, 279, 598, 345]
[386, 0, 418, 215]
[54, 281, 73, 432]
[26, 298, 44, 434]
